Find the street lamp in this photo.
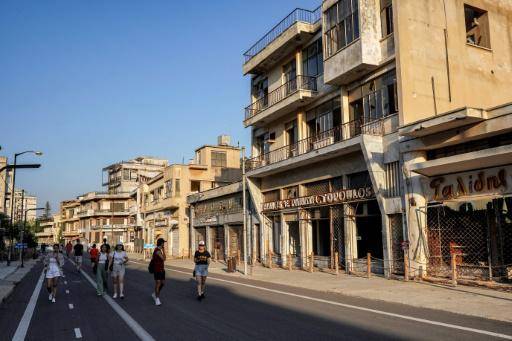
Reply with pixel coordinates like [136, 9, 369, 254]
[20, 207, 45, 267]
[7, 150, 43, 265]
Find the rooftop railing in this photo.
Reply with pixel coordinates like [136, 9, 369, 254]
[246, 119, 384, 172]
[245, 75, 317, 121]
[243, 7, 321, 63]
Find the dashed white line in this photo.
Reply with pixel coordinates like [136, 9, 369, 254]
[74, 327, 82, 339]
[68, 303, 74, 310]
[12, 270, 45, 341]
[131, 260, 512, 340]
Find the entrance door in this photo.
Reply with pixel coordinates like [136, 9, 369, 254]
[229, 225, 243, 258]
[356, 216, 383, 259]
[210, 227, 225, 260]
[171, 229, 179, 257]
[288, 221, 301, 256]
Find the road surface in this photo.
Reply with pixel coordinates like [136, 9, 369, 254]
[1, 256, 511, 340]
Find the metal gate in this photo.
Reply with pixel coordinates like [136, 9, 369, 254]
[426, 198, 512, 281]
[171, 228, 179, 257]
[389, 214, 404, 275]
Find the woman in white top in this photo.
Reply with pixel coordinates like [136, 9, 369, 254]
[96, 244, 111, 296]
[109, 243, 128, 298]
[43, 244, 65, 303]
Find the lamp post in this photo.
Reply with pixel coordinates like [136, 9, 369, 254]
[21, 206, 44, 267]
[7, 150, 43, 266]
[242, 147, 248, 276]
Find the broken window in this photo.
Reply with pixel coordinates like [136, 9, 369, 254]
[380, 0, 393, 37]
[464, 4, 490, 48]
[190, 180, 201, 193]
[302, 38, 323, 77]
[324, 0, 360, 58]
[211, 151, 227, 167]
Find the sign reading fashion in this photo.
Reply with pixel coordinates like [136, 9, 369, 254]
[262, 186, 374, 211]
[429, 167, 509, 201]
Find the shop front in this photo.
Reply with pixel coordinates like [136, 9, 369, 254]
[422, 165, 512, 281]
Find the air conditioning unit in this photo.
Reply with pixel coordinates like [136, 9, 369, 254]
[313, 136, 334, 149]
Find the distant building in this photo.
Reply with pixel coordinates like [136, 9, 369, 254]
[36, 214, 61, 245]
[5, 189, 37, 223]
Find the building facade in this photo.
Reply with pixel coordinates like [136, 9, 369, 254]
[241, 0, 512, 280]
[5, 189, 38, 223]
[35, 214, 61, 245]
[141, 137, 242, 258]
[60, 199, 80, 243]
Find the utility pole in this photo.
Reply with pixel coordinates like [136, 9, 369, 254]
[242, 147, 248, 276]
[18, 190, 25, 265]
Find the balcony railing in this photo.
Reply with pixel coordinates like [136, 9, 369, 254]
[245, 75, 317, 121]
[246, 119, 384, 172]
[243, 7, 321, 63]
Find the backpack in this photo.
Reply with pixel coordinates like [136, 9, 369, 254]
[148, 257, 155, 274]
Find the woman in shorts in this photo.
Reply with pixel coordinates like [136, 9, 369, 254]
[109, 243, 128, 298]
[43, 244, 65, 303]
[96, 244, 111, 296]
[194, 241, 211, 301]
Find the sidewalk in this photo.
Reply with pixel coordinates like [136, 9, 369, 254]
[0, 259, 39, 304]
[129, 252, 512, 323]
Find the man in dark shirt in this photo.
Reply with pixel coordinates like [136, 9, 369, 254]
[194, 241, 211, 301]
[73, 239, 84, 272]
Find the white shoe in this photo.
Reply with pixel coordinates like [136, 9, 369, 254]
[52, 298, 56, 303]
[120, 293, 124, 299]
[151, 293, 156, 301]
[113, 293, 118, 299]
[155, 297, 161, 306]
[48, 293, 53, 301]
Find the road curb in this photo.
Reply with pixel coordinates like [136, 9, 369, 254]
[0, 259, 40, 304]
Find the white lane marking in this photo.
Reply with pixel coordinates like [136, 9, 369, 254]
[66, 289, 70, 294]
[74, 327, 82, 339]
[131, 260, 512, 340]
[70, 259, 155, 341]
[68, 303, 74, 310]
[12, 270, 45, 341]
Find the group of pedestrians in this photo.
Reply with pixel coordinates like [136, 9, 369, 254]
[43, 237, 212, 307]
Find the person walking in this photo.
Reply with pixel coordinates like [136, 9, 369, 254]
[102, 238, 111, 253]
[109, 243, 128, 299]
[151, 238, 166, 306]
[65, 241, 72, 258]
[194, 241, 211, 301]
[89, 243, 99, 274]
[43, 244, 65, 303]
[96, 244, 111, 296]
[73, 239, 84, 272]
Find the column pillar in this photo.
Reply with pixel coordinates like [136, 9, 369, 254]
[224, 224, 230, 259]
[344, 204, 357, 273]
[205, 225, 211, 250]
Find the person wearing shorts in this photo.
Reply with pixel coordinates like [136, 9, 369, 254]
[44, 244, 65, 303]
[96, 244, 111, 296]
[151, 238, 166, 306]
[73, 239, 84, 272]
[109, 243, 128, 299]
[194, 241, 211, 301]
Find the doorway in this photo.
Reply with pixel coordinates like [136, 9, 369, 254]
[355, 201, 383, 259]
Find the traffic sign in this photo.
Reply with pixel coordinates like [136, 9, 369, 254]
[144, 243, 155, 249]
[15, 243, 28, 249]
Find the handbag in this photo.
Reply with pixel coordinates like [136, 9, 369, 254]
[148, 258, 155, 274]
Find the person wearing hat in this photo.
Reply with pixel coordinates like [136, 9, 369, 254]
[109, 243, 129, 298]
[151, 238, 166, 306]
[194, 240, 211, 301]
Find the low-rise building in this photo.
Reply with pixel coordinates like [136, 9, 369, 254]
[5, 189, 38, 223]
[141, 136, 242, 257]
[36, 215, 61, 245]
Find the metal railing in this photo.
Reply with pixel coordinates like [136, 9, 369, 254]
[245, 75, 317, 121]
[246, 119, 383, 172]
[243, 7, 321, 63]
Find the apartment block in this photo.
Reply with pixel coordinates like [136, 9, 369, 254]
[35, 214, 61, 245]
[5, 189, 38, 223]
[242, 0, 512, 281]
[60, 199, 80, 243]
[141, 137, 242, 258]
[102, 156, 168, 194]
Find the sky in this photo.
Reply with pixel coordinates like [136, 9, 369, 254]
[0, 0, 319, 214]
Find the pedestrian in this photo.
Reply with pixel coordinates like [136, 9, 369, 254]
[73, 239, 84, 272]
[41, 243, 46, 254]
[151, 238, 166, 306]
[109, 243, 128, 298]
[65, 241, 72, 257]
[96, 244, 111, 296]
[194, 241, 211, 301]
[89, 243, 99, 274]
[102, 238, 111, 253]
[43, 243, 65, 303]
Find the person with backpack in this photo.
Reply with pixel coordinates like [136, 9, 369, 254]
[109, 243, 128, 298]
[96, 244, 111, 296]
[194, 241, 211, 301]
[43, 244, 65, 303]
[149, 238, 166, 306]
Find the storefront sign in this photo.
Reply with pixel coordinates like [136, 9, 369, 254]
[428, 167, 509, 201]
[262, 186, 374, 212]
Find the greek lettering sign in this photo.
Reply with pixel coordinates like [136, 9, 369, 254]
[428, 166, 510, 201]
[262, 186, 374, 212]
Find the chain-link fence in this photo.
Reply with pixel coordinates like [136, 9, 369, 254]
[426, 198, 512, 281]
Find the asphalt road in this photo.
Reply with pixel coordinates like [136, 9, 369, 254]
[1, 255, 511, 341]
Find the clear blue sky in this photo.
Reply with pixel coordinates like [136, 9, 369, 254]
[0, 0, 319, 214]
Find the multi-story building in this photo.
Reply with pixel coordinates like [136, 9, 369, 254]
[188, 181, 258, 262]
[242, 0, 512, 282]
[141, 136, 242, 258]
[76, 191, 135, 248]
[0, 156, 7, 214]
[5, 189, 38, 223]
[102, 156, 168, 194]
[60, 199, 80, 243]
[35, 214, 61, 245]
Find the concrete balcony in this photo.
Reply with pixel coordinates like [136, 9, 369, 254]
[243, 7, 321, 75]
[244, 75, 318, 127]
[246, 119, 384, 177]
